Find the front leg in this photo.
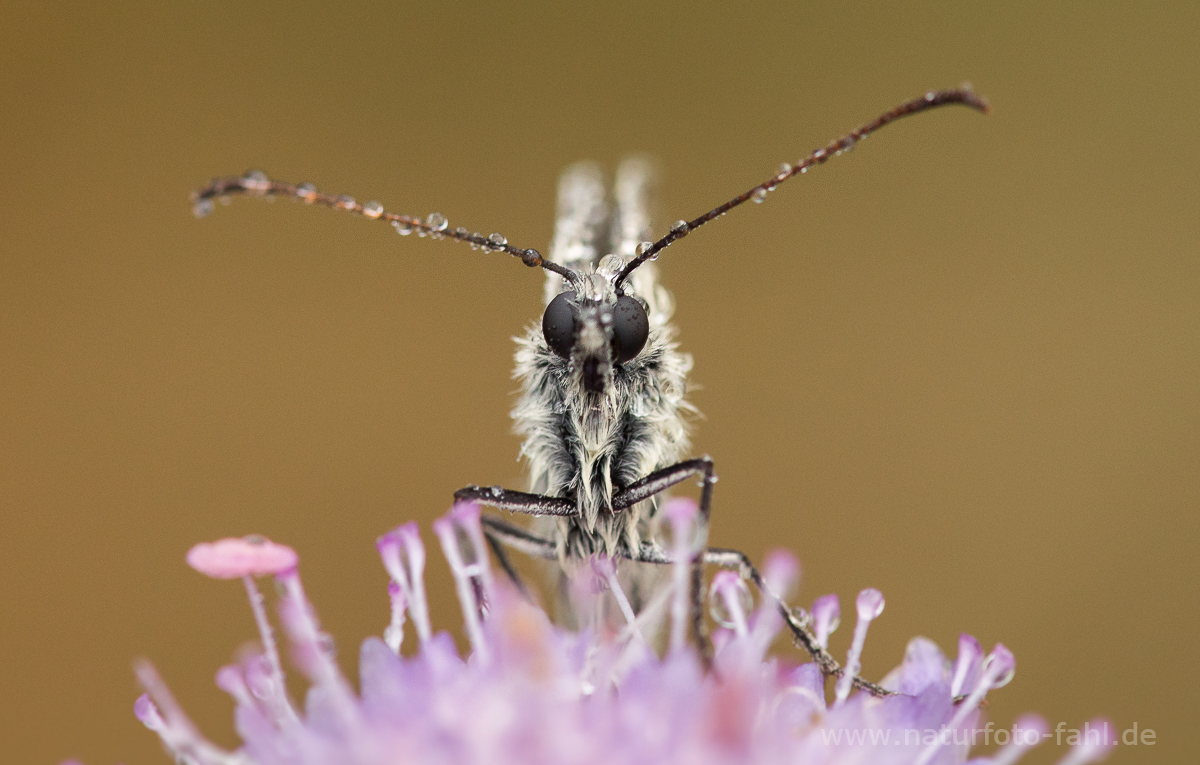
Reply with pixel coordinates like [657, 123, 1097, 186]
[455, 484, 577, 516]
[611, 457, 716, 517]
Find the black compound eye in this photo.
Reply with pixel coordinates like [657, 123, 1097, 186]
[542, 291, 577, 359]
[611, 295, 649, 365]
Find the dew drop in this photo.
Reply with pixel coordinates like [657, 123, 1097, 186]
[192, 198, 214, 218]
[813, 148, 827, 162]
[454, 226, 469, 237]
[521, 248, 542, 267]
[488, 232, 507, 250]
[752, 188, 768, 204]
[426, 212, 448, 231]
[991, 662, 1016, 689]
[361, 200, 384, 219]
[635, 241, 653, 257]
[708, 574, 753, 630]
[242, 169, 270, 193]
[597, 253, 623, 279]
[391, 219, 413, 235]
[778, 162, 793, 176]
[925, 91, 936, 102]
[489, 485, 503, 498]
[335, 194, 356, 210]
[296, 183, 319, 203]
[671, 219, 689, 235]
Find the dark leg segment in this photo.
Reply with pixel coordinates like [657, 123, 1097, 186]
[484, 531, 531, 599]
[479, 515, 559, 560]
[612, 457, 715, 513]
[455, 484, 576, 516]
[703, 547, 894, 698]
[621, 543, 891, 698]
[467, 461, 895, 698]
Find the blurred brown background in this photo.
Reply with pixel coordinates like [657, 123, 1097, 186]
[1, 2, 1196, 763]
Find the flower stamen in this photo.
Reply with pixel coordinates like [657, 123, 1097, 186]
[433, 503, 491, 664]
[833, 588, 885, 707]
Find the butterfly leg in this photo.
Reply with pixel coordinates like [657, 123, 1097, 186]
[453, 486, 568, 598]
[455, 484, 576, 516]
[470, 510, 559, 596]
[613, 460, 893, 698]
[703, 546, 893, 698]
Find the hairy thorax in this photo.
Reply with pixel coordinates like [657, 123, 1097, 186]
[512, 320, 694, 559]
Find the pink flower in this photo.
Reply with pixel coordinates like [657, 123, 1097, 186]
[130, 504, 1116, 765]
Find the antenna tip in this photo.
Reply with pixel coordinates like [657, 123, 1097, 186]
[954, 83, 991, 115]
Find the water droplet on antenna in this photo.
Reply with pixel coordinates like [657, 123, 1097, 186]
[242, 170, 270, 193]
[392, 219, 413, 235]
[752, 188, 768, 204]
[671, 220, 689, 234]
[362, 200, 384, 219]
[597, 254, 623, 279]
[335, 195, 356, 210]
[488, 233, 507, 250]
[635, 241, 653, 257]
[296, 183, 319, 203]
[426, 212, 448, 231]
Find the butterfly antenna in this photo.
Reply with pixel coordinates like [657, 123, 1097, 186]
[191, 172, 580, 283]
[614, 87, 989, 289]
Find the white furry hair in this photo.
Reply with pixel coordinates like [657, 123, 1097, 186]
[510, 158, 697, 559]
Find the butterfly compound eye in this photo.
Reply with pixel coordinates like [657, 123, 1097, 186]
[542, 291, 577, 359]
[611, 295, 649, 364]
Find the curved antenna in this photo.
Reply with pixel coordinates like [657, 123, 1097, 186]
[614, 87, 989, 290]
[191, 172, 580, 284]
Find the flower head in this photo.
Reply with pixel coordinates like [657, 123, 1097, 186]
[131, 503, 1116, 765]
